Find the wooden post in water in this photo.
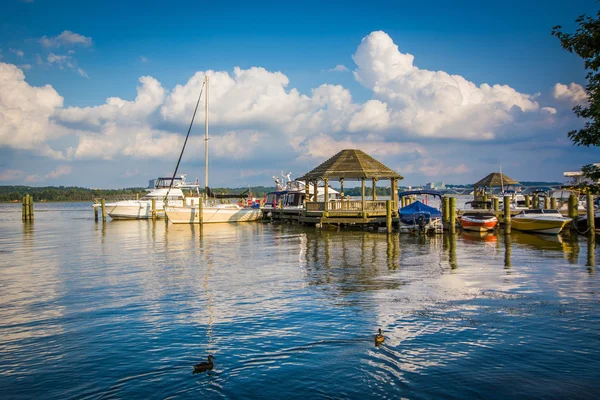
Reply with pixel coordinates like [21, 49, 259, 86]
[551, 197, 557, 210]
[449, 197, 456, 234]
[361, 178, 366, 216]
[442, 196, 449, 228]
[532, 194, 539, 209]
[386, 200, 392, 233]
[525, 195, 531, 209]
[483, 194, 488, 209]
[28, 195, 34, 221]
[101, 198, 106, 222]
[22, 196, 26, 221]
[568, 193, 579, 223]
[544, 196, 550, 210]
[94, 201, 99, 222]
[151, 198, 156, 220]
[503, 195, 511, 233]
[587, 193, 595, 236]
[136, 193, 139, 200]
[493, 197, 500, 212]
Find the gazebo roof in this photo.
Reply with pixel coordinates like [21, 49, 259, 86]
[296, 149, 403, 181]
[473, 172, 519, 188]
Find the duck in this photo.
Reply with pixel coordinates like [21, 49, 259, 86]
[375, 329, 385, 346]
[193, 355, 214, 374]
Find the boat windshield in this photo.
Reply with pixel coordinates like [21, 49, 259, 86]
[519, 209, 561, 215]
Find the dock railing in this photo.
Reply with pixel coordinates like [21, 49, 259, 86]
[305, 200, 396, 214]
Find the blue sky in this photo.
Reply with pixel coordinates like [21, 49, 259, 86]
[0, 0, 598, 188]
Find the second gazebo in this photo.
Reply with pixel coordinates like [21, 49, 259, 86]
[296, 149, 403, 225]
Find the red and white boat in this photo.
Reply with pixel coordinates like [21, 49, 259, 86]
[460, 212, 498, 232]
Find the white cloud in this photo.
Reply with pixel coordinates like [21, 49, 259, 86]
[552, 82, 588, 105]
[0, 169, 24, 181]
[140, 56, 149, 63]
[351, 31, 545, 139]
[46, 165, 72, 179]
[10, 49, 24, 57]
[40, 30, 92, 48]
[328, 64, 349, 72]
[46, 53, 88, 77]
[0, 63, 64, 152]
[19, 64, 31, 70]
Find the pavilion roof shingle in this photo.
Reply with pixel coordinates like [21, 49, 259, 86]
[296, 149, 403, 181]
[473, 172, 519, 188]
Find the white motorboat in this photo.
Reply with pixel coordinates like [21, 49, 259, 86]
[98, 176, 198, 220]
[263, 172, 339, 211]
[511, 209, 572, 235]
[164, 75, 262, 224]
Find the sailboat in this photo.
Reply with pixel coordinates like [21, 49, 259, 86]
[164, 75, 263, 224]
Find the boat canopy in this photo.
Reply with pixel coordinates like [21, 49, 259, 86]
[398, 190, 443, 198]
[399, 200, 441, 217]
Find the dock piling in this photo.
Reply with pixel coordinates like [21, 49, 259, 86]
[442, 196, 449, 228]
[449, 197, 456, 234]
[532, 194, 539, 209]
[568, 193, 579, 224]
[22, 196, 26, 221]
[525, 195, 531, 208]
[544, 196, 550, 210]
[493, 197, 499, 212]
[94, 202, 99, 222]
[551, 197, 557, 210]
[503, 195, 511, 233]
[151, 198, 156, 220]
[101, 198, 106, 222]
[587, 193, 595, 236]
[386, 200, 392, 234]
[28, 195, 34, 221]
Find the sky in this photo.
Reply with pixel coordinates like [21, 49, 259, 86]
[0, 0, 598, 189]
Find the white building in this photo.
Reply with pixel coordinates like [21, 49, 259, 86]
[563, 163, 600, 186]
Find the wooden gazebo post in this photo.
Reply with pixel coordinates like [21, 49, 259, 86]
[361, 178, 366, 212]
[304, 180, 310, 207]
[313, 180, 318, 204]
[324, 178, 329, 212]
[372, 178, 377, 202]
[339, 178, 344, 197]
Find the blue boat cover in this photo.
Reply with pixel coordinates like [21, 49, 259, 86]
[399, 200, 441, 219]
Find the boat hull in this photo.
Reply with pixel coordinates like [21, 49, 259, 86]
[165, 206, 263, 224]
[460, 216, 498, 232]
[511, 218, 571, 234]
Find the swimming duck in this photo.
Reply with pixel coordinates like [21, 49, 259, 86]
[193, 355, 214, 374]
[375, 329, 385, 346]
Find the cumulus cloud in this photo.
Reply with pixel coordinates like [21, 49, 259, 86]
[10, 49, 24, 57]
[0, 169, 24, 181]
[351, 31, 545, 139]
[552, 82, 588, 105]
[40, 30, 92, 48]
[328, 64, 349, 72]
[46, 53, 88, 77]
[0, 63, 64, 152]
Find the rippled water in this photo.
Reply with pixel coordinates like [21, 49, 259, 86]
[1, 202, 599, 399]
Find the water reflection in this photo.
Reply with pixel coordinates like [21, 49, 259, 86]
[504, 232, 511, 270]
[587, 235, 596, 271]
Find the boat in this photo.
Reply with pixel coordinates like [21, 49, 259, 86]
[460, 212, 498, 232]
[511, 209, 572, 235]
[164, 75, 262, 224]
[98, 175, 198, 220]
[398, 190, 443, 234]
[263, 172, 339, 212]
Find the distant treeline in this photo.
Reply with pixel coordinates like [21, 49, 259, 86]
[0, 185, 277, 202]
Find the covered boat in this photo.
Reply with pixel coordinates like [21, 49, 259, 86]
[398, 200, 443, 234]
[512, 209, 572, 235]
[460, 212, 498, 232]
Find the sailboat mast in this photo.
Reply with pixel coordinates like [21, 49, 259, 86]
[205, 75, 209, 190]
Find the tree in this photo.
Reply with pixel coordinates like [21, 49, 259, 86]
[553, 12, 600, 193]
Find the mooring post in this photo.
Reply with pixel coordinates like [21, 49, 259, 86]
[449, 197, 456, 234]
[101, 198, 106, 222]
[199, 195, 203, 224]
[24, 194, 31, 221]
[483, 194, 488, 209]
[525, 195, 531, 209]
[136, 193, 139, 200]
[587, 193, 595, 236]
[29, 195, 34, 221]
[94, 201, 99, 222]
[503, 195, 511, 233]
[442, 196, 449, 228]
[493, 197, 499, 212]
[151, 198, 156, 220]
[22, 196, 26, 221]
[533, 194, 540, 209]
[386, 200, 392, 233]
[551, 197, 557, 210]
[568, 193, 579, 224]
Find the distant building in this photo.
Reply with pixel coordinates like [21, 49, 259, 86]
[563, 163, 600, 186]
[148, 179, 157, 189]
[426, 181, 445, 190]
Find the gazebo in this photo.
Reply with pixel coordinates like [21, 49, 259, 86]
[473, 172, 519, 194]
[296, 149, 403, 221]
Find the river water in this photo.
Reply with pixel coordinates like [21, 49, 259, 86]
[1, 202, 599, 399]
